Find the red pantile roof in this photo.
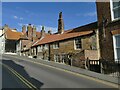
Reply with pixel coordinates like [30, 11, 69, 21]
[36, 32, 41, 38]
[5, 28, 23, 40]
[32, 22, 97, 47]
[33, 30, 93, 47]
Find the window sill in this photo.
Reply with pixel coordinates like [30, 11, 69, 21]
[115, 60, 120, 63]
[74, 48, 82, 50]
[38, 51, 42, 52]
[53, 48, 59, 49]
[112, 17, 120, 22]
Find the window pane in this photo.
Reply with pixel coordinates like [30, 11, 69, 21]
[113, 7, 120, 19]
[112, 0, 120, 19]
[116, 35, 120, 47]
[54, 54, 60, 62]
[45, 44, 48, 49]
[113, 1, 120, 8]
[54, 55, 56, 61]
[76, 44, 81, 49]
[38, 46, 42, 52]
[116, 48, 120, 60]
[75, 37, 81, 49]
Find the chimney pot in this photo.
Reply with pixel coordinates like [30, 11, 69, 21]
[48, 30, 52, 35]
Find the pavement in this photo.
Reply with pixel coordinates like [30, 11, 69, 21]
[1, 54, 120, 89]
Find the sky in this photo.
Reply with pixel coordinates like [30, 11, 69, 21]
[0, 2, 2, 28]
[2, 2, 97, 33]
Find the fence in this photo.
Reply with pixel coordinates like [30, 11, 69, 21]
[100, 59, 120, 77]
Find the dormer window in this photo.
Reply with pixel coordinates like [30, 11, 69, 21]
[110, 0, 120, 21]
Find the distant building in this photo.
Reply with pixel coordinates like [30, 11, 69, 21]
[1, 25, 22, 54]
[0, 28, 5, 54]
[17, 24, 49, 57]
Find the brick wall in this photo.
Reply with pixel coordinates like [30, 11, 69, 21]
[96, 1, 114, 61]
[50, 39, 75, 62]
[48, 34, 98, 66]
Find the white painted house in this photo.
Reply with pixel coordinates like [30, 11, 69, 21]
[0, 29, 5, 54]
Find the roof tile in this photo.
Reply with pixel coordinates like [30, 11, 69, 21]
[5, 28, 22, 40]
[33, 30, 93, 46]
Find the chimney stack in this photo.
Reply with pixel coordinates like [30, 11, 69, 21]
[58, 12, 64, 34]
[27, 24, 33, 40]
[32, 25, 36, 41]
[4, 24, 8, 28]
[3, 24, 9, 33]
[40, 26, 45, 39]
[22, 25, 26, 34]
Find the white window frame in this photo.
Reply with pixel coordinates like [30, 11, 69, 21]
[61, 54, 66, 63]
[44, 44, 48, 50]
[32, 48, 34, 53]
[74, 37, 82, 50]
[110, 0, 120, 21]
[37, 45, 42, 52]
[33, 47, 37, 55]
[113, 34, 120, 62]
[54, 54, 60, 62]
[53, 42, 59, 49]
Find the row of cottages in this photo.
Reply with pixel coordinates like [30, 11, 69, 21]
[17, 24, 49, 57]
[19, 12, 100, 72]
[0, 23, 49, 55]
[18, 0, 120, 73]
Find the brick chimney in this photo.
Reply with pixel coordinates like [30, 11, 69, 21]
[32, 25, 36, 41]
[22, 25, 26, 34]
[4, 24, 8, 28]
[3, 24, 9, 33]
[40, 26, 45, 39]
[58, 12, 64, 34]
[27, 24, 33, 40]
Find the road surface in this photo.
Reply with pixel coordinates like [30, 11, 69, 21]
[1, 55, 119, 89]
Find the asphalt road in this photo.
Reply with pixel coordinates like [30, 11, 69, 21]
[1, 55, 119, 89]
